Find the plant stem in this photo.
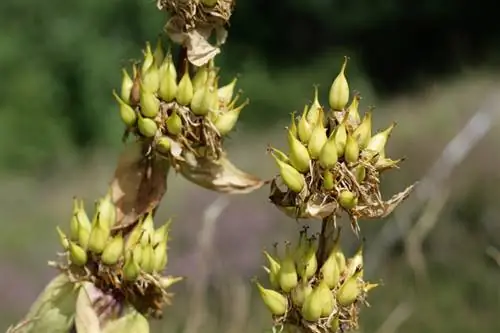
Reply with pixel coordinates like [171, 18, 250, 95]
[316, 215, 338, 267]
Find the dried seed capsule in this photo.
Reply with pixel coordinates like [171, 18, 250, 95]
[344, 133, 360, 164]
[176, 65, 194, 106]
[158, 52, 178, 102]
[308, 123, 328, 159]
[329, 56, 350, 111]
[137, 114, 158, 138]
[120, 68, 134, 104]
[352, 164, 366, 182]
[297, 238, 318, 281]
[271, 152, 305, 193]
[88, 214, 111, 254]
[278, 243, 299, 292]
[297, 106, 313, 143]
[353, 111, 372, 149]
[338, 190, 358, 210]
[291, 280, 313, 308]
[214, 99, 249, 136]
[153, 38, 164, 67]
[288, 130, 311, 173]
[56, 226, 69, 250]
[332, 122, 347, 157]
[153, 241, 168, 272]
[255, 281, 288, 316]
[101, 233, 124, 265]
[141, 42, 154, 75]
[307, 86, 322, 125]
[218, 77, 237, 105]
[318, 280, 334, 317]
[123, 251, 141, 282]
[365, 122, 396, 156]
[142, 62, 160, 93]
[139, 84, 160, 118]
[347, 94, 361, 126]
[263, 250, 281, 290]
[319, 137, 339, 169]
[337, 271, 362, 306]
[95, 190, 116, 229]
[301, 285, 323, 321]
[320, 246, 340, 289]
[166, 110, 183, 136]
[112, 90, 137, 128]
[322, 170, 335, 190]
[69, 241, 87, 266]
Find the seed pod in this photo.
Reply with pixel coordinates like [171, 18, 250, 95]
[347, 94, 361, 126]
[125, 221, 143, 251]
[142, 63, 160, 93]
[318, 280, 335, 317]
[214, 99, 249, 136]
[155, 136, 171, 155]
[332, 231, 346, 273]
[201, 0, 218, 7]
[139, 84, 160, 118]
[301, 285, 323, 322]
[365, 122, 396, 156]
[293, 230, 309, 264]
[123, 251, 141, 282]
[69, 241, 87, 267]
[190, 81, 210, 116]
[352, 164, 366, 182]
[320, 248, 340, 289]
[329, 315, 340, 332]
[291, 280, 313, 308]
[140, 241, 156, 274]
[141, 42, 154, 75]
[158, 52, 178, 102]
[70, 198, 90, 241]
[322, 169, 335, 190]
[192, 65, 208, 92]
[287, 130, 311, 173]
[353, 111, 372, 149]
[307, 85, 322, 125]
[166, 110, 183, 136]
[78, 225, 90, 250]
[338, 190, 358, 210]
[271, 152, 305, 193]
[101, 233, 124, 265]
[269, 147, 289, 164]
[263, 250, 281, 290]
[176, 65, 194, 106]
[56, 226, 69, 250]
[88, 214, 111, 254]
[153, 219, 172, 246]
[337, 271, 361, 306]
[126, 243, 143, 264]
[344, 133, 360, 164]
[153, 241, 168, 272]
[308, 124, 328, 159]
[297, 106, 313, 143]
[332, 122, 347, 157]
[153, 38, 164, 67]
[255, 281, 288, 316]
[159, 276, 184, 289]
[297, 238, 318, 281]
[375, 157, 402, 171]
[112, 90, 137, 127]
[139, 212, 155, 246]
[130, 65, 141, 106]
[218, 77, 237, 105]
[95, 191, 116, 229]
[289, 112, 298, 138]
[120, 68, 134, 104]
[345, 243, 363, 278]
[137, 114, 158, 138]
[319, 137, 339, 169]
[278, 243, 299, 292]
[329, 56, 350, 111]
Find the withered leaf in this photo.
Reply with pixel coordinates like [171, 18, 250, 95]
[102, 306, 149, 333]
[75, 283, 101, 333]
[110, 141, 170, 230]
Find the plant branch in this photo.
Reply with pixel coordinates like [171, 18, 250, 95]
[317, 215, 338, 267]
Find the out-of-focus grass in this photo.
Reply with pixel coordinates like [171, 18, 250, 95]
[1, 71, 500, 332]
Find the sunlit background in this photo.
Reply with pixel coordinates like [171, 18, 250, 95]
[1, 0, 500, 332]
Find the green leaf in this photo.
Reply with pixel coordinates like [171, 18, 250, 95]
[14, 273, 80, 333]
[102, 306, 149, 333]
[75, 282, 101, 333]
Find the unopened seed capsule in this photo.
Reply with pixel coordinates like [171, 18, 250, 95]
[271, 152, 305, 193]
[70, 198, 90, 241]
[319, 137, 339, 169]
[120, 68, 134, 104]
[214, 99, 249, 135]
[158, 52, 178, 102]
[344, 133, 360, 164]
[153, 219, 172, 245]
[176, 64, 194, 106]
[153, 241, 168, 272]
[101, 233, 124, 265]
[337, 271, 361, 306]
[320, 248, 340, 289]
[192, 65, 208, 92]
[332, 122, 347, 157]
[318, 280, 334, 317]
[255, 281, 288, 316]
[308, 124, 328, 159]
[298, 106, 313, 144]
[338, 190, 358, 210]
[329, 56, 350, 111]
[287, 130, 311, 173]
[95, 190, 116, 229]
[137, 114, 158, 138]
[123, 251, 141, 281]
[347, 94, 361, 126]
[153, 38, 164, 67]
[166, 110, 183, 136]
[291, 280, 313, 308]
[159, 275, 184, 289]
[218, 77, 237, 105]
[201, 0, 218, 7]
[56, 226, 69, 250]
[112, 90, 137, 127]
[139, 84, 160, 118]
[301, 285, 323, 321]
[353, 111, 372, 149]
[69, 241, 87, 267]
[278, 243, 299, 292]
[88, 214, 111, 254]
[141, 42, 154, 75]
[307, 86, 322, 126]
[269, 147, 289, 164]
[352, 164, 366, 182]
[139, 212, 155, 246]
[322, 170, 335, 190]
[297, 238, 318, 281]
[329, 316, 340, 332]
[263, 250, 281, 290]
[78, 226, 90, 250]
[365, 122, 396, 156]
[345, 244, 364, 278]
[289, 112, 298, 138]
[332, 231, 346, 273]
[142, 63, 160, 93]
[155, 136, 171, 155]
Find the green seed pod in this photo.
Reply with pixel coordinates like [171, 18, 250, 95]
[347, 94, 361, 126]
[139, 212, 155, 246]
[166, 110, 183, 136]
[375, 157, 402, 171]
[95, 190, 116, 229]
[141, 42, 154, 75]
[332, 231, 346, 273]
[153, 38, 164, 67]
[129, 65, 141, 107]
[344, 133, 360, 164]
[192, 65, 208, 92]
[338, 190, 358, 210]
[153, 241, 168, 272]
[345, 244, 364, 278]
[318, 280, 334, 317]
[297, 106, 313, 144]
[69, 241, 87, 267]
[190, 82, 210, 116]
[201, 0, 218, 7]
[255, 281, 288, 316]
[263, 250, 281, 290]
[307, 86, 322, 125]
[88, 214, 111, 254]
[319, 137, 339, 170]
[365, 122, 396, 156]
[329, 316, 340, 332]
[297, 238, 318, 281]
[120, 68, 134, 104]
[159, 275, 184, 289]
[137, 114, 158, 138]
[278, 243, 298, 292]
[332, 122, 347, 157]
[70, 198, 90, 241]
[289, 112, 298, 138]
[155, 136, 171, 155]
[271, 152, 306, 193]
[301, 285, 323, 322]
[140, 242, 156, 274]
[125, 243, 143, 264]
[142, 63, 160, 93]
[214, 99, 249, 136]
[269, 147, 290, 164]
[123, 251, 141, 282]
[56, 226, 69, 250]
[353, 111, 372, 149]
[287, 129, 311, 173]
[139, 84, 160, 118]
[153, 219, 172, 246]
[101, 233, 124, 265]
[176, 65, 194, 106]
[322, 170, 336, 190]
[78, 225, 90, 250]
[308, 124, 328, 159]
[352, 164, 366, 182]
[337, 271, 361, 306]
[218, 77, 237, 105]
[320, 246, 341, 289]
[125, 221, 143, 251]
[293, 230, 309, 264]
[291, 280, 313, 308]
[158, 52, 178, 102]
[112, 90, 137, 127]
[328, 56, 350, 111]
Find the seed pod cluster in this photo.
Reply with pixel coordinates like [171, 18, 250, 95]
[114, 38, 248, 167]
[269, 57, 413, 233]
[256, 227, 378, 333]
[52, 194, 182, 319]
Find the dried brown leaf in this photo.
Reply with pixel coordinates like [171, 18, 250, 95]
[110, 142, 170, 230]
[177, 150, 266, 194]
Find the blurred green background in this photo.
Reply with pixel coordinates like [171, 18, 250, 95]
[1, 0, 500, 332]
